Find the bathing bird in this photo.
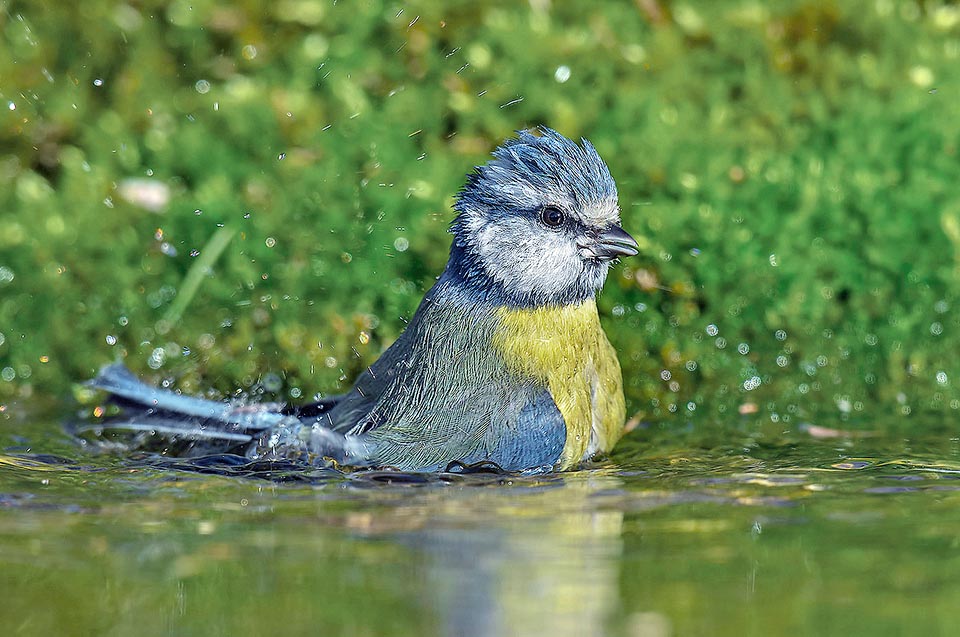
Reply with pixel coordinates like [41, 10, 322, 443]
[86, 128, 639, 473]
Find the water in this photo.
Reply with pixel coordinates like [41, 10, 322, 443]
[3, 413, 959, 636]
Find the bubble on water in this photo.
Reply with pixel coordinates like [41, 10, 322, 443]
[7, 101, 15, 111]
[776, 355, 789, 367]
[324, 356, 337, 368]
[554, 65, 571, 83]
[931, 321, 943, 335]
[798, 383, 810, 394]
[705, 324, 719, 336]
[935, 299, 949, 314]
[194, 208, 203, 215]
[0, 266, 14, 284]
[769, 253, 778, 266]
[937, 371, 948, 385]
[0, 367, 14, 382]
[277, 153, 285, 161]
[775, 329, 787, 341]
[265, 237, 276, 248]
[394, 237, 409, 252]
[242, 44, 258, 60]
[686, 402, 696, 411]
[668, 381, 680, 392]
[93, 78, 103, 87]
[715, 337, 727, 349]
[816, 355, 828, 367]
[685, 360, 698, 371]
[737, 343, 750, 355]
[668, 403, 678, 412]
[160, 242, 177, 256]
[189, 249, 200, 257]
[837, 397, 852, 413]
[743, 376, 761, 391]
[290, 387, 302, 399]
[865, 333, 878, 346]
[660, 370, 672, 381]
[358, 331, 370, 345]
[105, 334, 117, 345]
[612, 304, 625, 317]
[195, 79, 211, 94]
[634, 302, 647, 312]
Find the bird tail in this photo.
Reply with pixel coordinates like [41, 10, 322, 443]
[75, 363, 290, 456]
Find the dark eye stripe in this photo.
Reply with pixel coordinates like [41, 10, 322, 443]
[539, 205, 565, 228]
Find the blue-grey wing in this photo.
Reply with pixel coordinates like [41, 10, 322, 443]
[458, 387, 565, 471]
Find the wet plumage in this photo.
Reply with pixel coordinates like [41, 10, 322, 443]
[84, 128, 639, 473]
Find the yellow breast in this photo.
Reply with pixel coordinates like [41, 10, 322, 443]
[492, 299, 626, 469]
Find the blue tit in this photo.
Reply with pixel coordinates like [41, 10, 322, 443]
[85, 128, 639, 473]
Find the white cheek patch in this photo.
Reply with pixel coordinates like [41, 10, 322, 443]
[475, 219, 583, 299]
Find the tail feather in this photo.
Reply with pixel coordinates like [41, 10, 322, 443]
[82, 363, 292, 455]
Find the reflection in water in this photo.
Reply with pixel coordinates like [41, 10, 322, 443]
[405, 475, 624, 637]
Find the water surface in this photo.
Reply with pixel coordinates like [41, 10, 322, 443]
[3, 414, 959, 636]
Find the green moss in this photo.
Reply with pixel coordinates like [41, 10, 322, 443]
[2, 0, 959, 429]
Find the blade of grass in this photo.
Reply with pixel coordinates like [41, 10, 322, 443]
[160, 225, 237, 330]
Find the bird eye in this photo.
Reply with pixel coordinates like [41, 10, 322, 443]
[539, 205, 566, 228]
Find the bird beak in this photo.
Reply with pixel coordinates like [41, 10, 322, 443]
[583, 226, 639, 261]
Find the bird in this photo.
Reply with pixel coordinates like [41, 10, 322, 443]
[83, 128, 639, 473]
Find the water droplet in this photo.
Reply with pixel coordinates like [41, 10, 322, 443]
[242, 44, 258, 60]
[554, 65, 571, 83]
[189, 249, 200, 257]
[277, 152, 286, 160]
[7, 101, 15, 111]
[358, 331, 370, 345]
[93, 78, 103, 87]
[194, 208, 203, 215]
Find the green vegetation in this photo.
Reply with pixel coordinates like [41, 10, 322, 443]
[2, 0, 960, 428]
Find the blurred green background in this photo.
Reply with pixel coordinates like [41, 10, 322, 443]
[2, 0, 960, 429]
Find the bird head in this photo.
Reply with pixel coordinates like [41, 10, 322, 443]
[450, 128, 638, 307]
